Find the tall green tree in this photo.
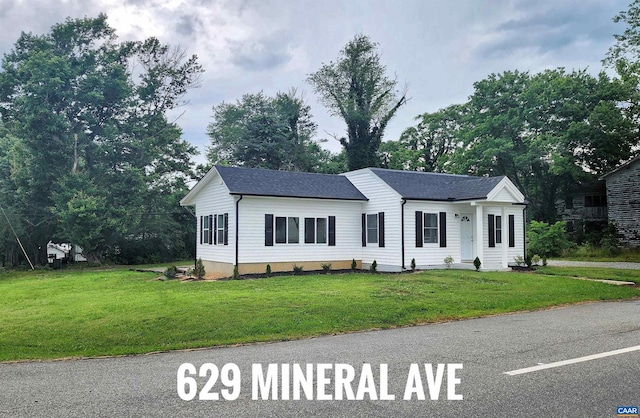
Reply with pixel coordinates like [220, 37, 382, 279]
[605, 0, 640, 138]
[448, 69, 635, 222]
[0, 15, 202, 264]
[307, 34, 407, 170]
[207, 90, 332, 172]
[380, 104, 465, 172]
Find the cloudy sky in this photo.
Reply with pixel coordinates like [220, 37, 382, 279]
[0, 0, 631, 164]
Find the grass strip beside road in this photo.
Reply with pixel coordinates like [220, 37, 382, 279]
[1, 268, 638, 362]
[535, 266, 640, 285]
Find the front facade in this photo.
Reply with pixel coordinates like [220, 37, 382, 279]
[181, 166, 527, 275]
[601, 156, 640, 247]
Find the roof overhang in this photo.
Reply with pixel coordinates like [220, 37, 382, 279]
[229, 193, 367, 202]
[599, 154, 640, 180]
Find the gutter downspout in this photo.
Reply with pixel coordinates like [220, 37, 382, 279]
[401, 198, 407, 270]
[523, 205, 527, 259]
[235, 195, 243, 269]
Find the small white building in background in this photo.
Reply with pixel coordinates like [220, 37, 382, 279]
[180, 165, 527, 275]
[47, 241, 87, 264]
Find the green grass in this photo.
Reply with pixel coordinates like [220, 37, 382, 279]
[1, 268, 638, 362]
[535, 266, 640, 285]
[558, 246, 640, 262]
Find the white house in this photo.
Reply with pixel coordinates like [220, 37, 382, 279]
[46, 241, 87, 265]
[180, 165, 527, 275]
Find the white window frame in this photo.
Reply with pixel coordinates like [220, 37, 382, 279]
[203, 216, 210, 244]
[423, 213, 438, 244]
[495, 215, 502, 244]
[367, 214, 378, 244]
[275, 216, 299, 244]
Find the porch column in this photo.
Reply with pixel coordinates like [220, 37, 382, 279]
[501, 205, 508, 268]
[475, 204, 483, 267]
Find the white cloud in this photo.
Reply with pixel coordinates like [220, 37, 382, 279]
[0, 0, 630, 164]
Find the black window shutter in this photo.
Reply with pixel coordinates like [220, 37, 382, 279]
[488, 214, 495, 248]
[361, 213, 367, 247]
[328, 216, 336, 246]
[439, 212, 447, 248]
[199, 216, 203, 245]
[305, 218, 315, 244]
[415, 211, 423, 247]
[209, 215, 213, 245]
[265, 214, 274, 246]
[508, 215, 515, 248]
[213, 214, 217, 245]
[378, 212, 385, 247]
[223, 213, 229, 245]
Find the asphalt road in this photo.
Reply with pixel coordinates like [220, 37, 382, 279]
[1, 300, 639, 417]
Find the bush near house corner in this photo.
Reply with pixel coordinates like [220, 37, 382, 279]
[528, 220, 573, 259]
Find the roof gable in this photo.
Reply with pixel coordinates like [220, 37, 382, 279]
[367, 168, 509, 201]
[486, 177, 526, 203]
[600, 154, 640, 180]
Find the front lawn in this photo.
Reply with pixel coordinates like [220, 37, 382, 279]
[535, 266, 640, 285]
[1, 268, 638, 361]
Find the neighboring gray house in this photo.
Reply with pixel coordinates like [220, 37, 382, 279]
[601, 155, 640, 247]
[180, 165, 527, 275]
[556, 181, 608, 240]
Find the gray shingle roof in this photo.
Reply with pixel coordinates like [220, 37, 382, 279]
[369, 168, 504, 201]
[216, 165, 368, 201]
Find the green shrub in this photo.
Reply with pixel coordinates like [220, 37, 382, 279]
[194, 258, 205, 280]
[599, 223, 622, 255]
[321, 263, 332, 273]
[528, 220, 572, 259]
[514, 255, 524, 267]
[292, 264, 304, 275]
[531, 254, 541, 266]
[370, 260, 377, 273]
[443, 256, 453, 269]
[473, 257, 481, 271]
[351, 259, 357, 271]
[265, 264, 272, 277]
[164, 265, 177, 279]
[410, 258, 416, 271]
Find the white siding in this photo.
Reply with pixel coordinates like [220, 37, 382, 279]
[492, 188, 519, 203]
[482, 206, 504, 269]
[481, 204, 526, 269]
[238, 196, 363, 264]
[192, 174, 236, 264]
[404, 202, 461, 268]
[343, 169, 403, 271]
[507, 207, 526, 262]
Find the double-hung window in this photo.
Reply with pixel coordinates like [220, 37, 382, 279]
[495, 215, 502, 244]
[367, 214, 378, 244]
[275, 216, 299, 244]
[423, 213, 438, 244]
[202, 216, 210, 244]
[305, 218, 327, 244]
[217, 214, 225, 244]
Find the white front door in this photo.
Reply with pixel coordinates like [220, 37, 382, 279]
[460, 214, 473, 261]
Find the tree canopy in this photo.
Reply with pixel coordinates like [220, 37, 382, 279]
[206, 90, 334, 172]
[447, 69, 636, 222]
[0, 14, 202, 264]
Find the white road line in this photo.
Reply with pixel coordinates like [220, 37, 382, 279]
[504, 345, 640, 376]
